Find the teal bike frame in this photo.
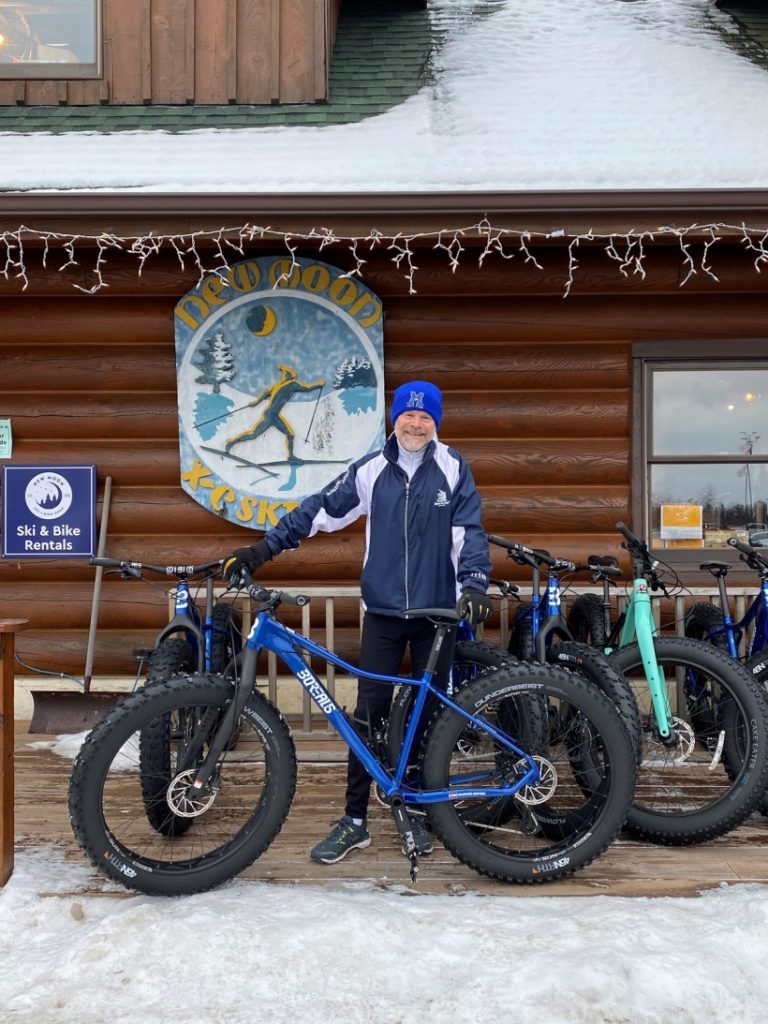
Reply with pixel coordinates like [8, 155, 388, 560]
[615, 575, 675, 741]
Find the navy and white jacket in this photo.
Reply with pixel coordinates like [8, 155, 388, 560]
[263, 434, 491, 616]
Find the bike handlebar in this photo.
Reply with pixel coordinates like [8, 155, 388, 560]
[90, 557, 224, 577]
[487, 534, 558, 568]
[245, 584, 310, 608]
[488, 533, 622, 577]
[727, 536, 768, 573]
[586, 557, 623, 579]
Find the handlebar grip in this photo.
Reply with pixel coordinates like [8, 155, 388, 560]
[615, 521, 637, 545]
[588, 554, 619, 568]
[727, 536, 754, 557]
[487, 534, 515, 551]
[89, 557, 125, 568]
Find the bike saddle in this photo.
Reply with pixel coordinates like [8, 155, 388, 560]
[699, 560, 730, 577]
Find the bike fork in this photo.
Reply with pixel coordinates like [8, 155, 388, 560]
[624, 580, 676, 744]
[189, 645, 258, 795]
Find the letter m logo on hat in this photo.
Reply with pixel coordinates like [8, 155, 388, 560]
[407, 391, 425, 409]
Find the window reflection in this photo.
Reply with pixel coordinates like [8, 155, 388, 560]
[653, 369, 767, 456]
[650, 463, 768, 549]
[0, 1, 98, 70]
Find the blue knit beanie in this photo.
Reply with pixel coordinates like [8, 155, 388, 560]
[390, 380, 443, 430]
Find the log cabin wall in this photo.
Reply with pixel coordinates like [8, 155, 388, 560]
[1, 225, 767, 675]
[0, 0, 331, 106]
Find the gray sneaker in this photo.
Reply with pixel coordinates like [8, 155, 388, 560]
[404, 815, 433, 857]
[310, 816, 372, 864]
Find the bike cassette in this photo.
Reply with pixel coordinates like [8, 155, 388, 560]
[166, 769, 218, 817]
[513, 756, 558, 805]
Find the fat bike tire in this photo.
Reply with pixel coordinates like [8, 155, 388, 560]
[609, 637, 768, 844]
[422, 663, 635, 884]
[545, 641, 642, 766]
[210, 601, 243, 675]
[69, 674, 297, 896]
[507, 602, 535, 660]
[566, 593, 608, 648]
[140, 638, 197, 836]
[384, 642, 549, 829]
[745, 650, 768, 817]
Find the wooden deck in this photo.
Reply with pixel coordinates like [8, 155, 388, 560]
[12, 720, 768, 899]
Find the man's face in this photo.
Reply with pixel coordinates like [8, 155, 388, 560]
[394, 410, 436, 452]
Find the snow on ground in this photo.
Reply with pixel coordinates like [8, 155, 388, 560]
[3, 0, 768, 192]
[0, 847, 767, 1024]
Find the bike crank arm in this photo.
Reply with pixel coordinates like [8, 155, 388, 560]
[390, 796, 419, 883]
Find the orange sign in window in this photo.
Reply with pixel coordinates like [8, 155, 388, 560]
[660, 504, 703, 544]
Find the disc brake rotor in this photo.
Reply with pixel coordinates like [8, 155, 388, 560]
[513, 756, 558, 805]
[166, 769, 218, 817]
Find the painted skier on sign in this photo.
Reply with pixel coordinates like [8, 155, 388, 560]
[225, 364, 325, 461]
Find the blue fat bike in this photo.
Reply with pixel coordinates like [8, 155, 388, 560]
[684, 536, 768, 817]
[488, 534, 642, 757]
[684, 536, 768, 688]
[68, 570, 636, 896]
[567, 523, 768, 844]
[90, 557, 243, 836]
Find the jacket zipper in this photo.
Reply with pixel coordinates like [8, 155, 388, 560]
[404, 477, 410, 609]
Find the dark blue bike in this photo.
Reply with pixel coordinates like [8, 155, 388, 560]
[68, 571, 635, 895]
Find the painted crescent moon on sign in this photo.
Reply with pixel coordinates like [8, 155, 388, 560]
[246, 304, 277, 337]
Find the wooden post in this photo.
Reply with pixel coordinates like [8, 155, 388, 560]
[0, 619, 28, 887]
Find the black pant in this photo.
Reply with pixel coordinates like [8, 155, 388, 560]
[344, 612, 456, 820]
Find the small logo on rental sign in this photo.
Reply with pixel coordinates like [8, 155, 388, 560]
[24, 471, 74, 520]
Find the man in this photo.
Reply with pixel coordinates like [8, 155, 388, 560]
[224, 379, 491, 863]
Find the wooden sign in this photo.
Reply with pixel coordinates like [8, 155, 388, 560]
[174, 256, 385, 531]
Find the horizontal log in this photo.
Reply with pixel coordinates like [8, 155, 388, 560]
[0, 297, 176, 345]
[16, 629, 169, 675]
[382, 342, 630, 390]
[1, 390, 629, 440]
[23, 480, 625, 537]
[0, 394, 179, 439]
[0, 343, 177, 391]
[4, 438, 629, 489]
[0, 338, 628, 393]
[2, 525, 632, 586]
[482, 488, 629, 534]
[383, 294, 768, 343]
[8, 440, 181, 488]
[0, 582, 168, 631]
[461, 439, 630, 487]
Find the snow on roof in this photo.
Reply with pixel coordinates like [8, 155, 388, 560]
[2, 0, 768, 194]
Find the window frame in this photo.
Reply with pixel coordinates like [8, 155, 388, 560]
[0, 0, 102, 80]
[632, 339, 768, 568]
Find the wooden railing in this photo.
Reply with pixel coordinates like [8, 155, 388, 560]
[192, 584, 759, 737]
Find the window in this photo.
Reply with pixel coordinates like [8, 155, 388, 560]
[0, 1, 101, 79]
[644, 361, 768, 552]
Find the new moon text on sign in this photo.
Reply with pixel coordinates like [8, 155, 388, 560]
[174, 256, 386, 531]
[2, 465, 97, 558]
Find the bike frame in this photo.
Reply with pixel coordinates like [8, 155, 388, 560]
[705, 580, 768, 660]
[613, 574, 674, 740]
[154, 574, 230, 674]
[506, 549, 573, 662]
[201, 606, 541, 806]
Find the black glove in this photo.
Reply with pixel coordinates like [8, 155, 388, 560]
[223, 538, 274, 584]
[457, 588, 493, 628]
